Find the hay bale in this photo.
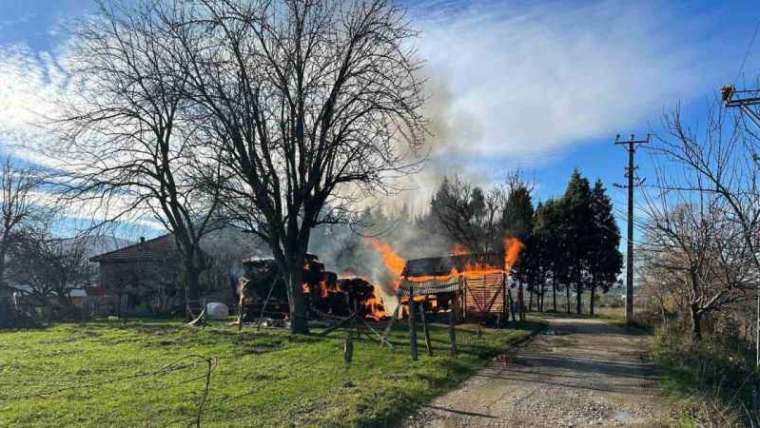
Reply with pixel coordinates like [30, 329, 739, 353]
[206, 302, 229, 320]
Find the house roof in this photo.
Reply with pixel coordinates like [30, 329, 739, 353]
[89, 234, 177, 263]
[403, 253, 505, 277]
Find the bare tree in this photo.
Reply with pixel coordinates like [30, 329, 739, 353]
[58, 0, 225, 317]
[653, 104, 760, 280]
[431, 176, 503, 253]
[165, 0, 426, 333]
[430, 172, 536, 255]
[639, 194, 751, 340]
[642, 106, 759, 339]
[8, 232, 94, 317]
[0, 158, 44, 291]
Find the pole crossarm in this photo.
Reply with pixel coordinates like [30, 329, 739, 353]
[722, 85, 760, 128]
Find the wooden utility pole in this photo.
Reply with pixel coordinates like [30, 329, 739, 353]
[615, 134, 649, 325]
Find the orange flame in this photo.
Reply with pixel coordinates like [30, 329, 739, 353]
[504, 237, 523, 271]
[365, 236, 524, 318]
[364, 285, 387, 320]
[366, 238, 405, 278]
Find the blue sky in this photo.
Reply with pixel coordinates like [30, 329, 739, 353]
[1, 0, 760, 239]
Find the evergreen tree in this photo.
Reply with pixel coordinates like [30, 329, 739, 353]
[533, 199, 565, 312]
[588, 180, 623, 315]
[502, 185, 534, 241]
[502, 184, 534, 319]
[560, 169, 594, 315]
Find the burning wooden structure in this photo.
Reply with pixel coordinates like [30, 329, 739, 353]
[236, 237, 523, 362]
[400, 252, 513, 320]
[369, 238, 524, 360]
[236, 254, 386, 323]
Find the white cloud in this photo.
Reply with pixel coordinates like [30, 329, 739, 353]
[414, 0, 728, 159]
[0, 1, 744, 219]
[0, 44, 165, 229]
[0, 43, 70, 168]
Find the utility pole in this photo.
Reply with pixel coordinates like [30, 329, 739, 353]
[722, 85, 760, 128]
[614, 134, 649, 325]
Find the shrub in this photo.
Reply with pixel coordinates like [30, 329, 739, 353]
[652, 324, 760, 427]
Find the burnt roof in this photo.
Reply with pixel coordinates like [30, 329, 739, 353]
[89, 234, 177, 263]
[403, 253, 504, 277]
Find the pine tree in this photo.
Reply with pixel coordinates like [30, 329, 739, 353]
[588, 180, 623, 315]
[502, 186, 534, 240]
[502, 184, 534, 319]
[533, 199, 564, 312]
[560, 169, 594, 315]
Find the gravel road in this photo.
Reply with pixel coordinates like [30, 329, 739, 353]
[402, 317, 667, 428]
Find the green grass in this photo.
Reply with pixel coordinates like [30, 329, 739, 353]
[535, 305, 627, 322]
[0, 319, 542, 427]
[649, 326, 757, 427]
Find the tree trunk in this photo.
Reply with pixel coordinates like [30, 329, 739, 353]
[528, 287, 534, 312]
[0, 287, 11, 328]
[0, 248, 7, 290]
[284, 262, 309, 335]
[116, 288, 123, 318]
[552, 276, 557, 312]
[185, 264, 202, 320]
[565, 283, 570, 314]
[690, 304, 702, 341]
[0, 239, 9, 327]
[539, 279, 545, 312]
[590, 285, 596, 316]
[576, 284, 582, 315]
[518, 281, 525, 321]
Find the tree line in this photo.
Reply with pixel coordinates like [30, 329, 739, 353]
[432, 170, 622, 316]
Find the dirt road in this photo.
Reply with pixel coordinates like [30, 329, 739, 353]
[403, 317, 667, 428]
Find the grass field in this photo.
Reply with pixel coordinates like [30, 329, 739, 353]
[1, 319, 541, 427]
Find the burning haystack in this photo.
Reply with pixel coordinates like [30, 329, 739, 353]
[235, 254, 386, 323]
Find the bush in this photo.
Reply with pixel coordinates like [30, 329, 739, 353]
[652, 324, 760, 427]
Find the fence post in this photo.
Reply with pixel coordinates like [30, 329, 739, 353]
[449, 293, 458, 356]
[408, 286, 418, 361]
[421, 295, 433, 356]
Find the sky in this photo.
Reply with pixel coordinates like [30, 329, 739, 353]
[1, 0, 760, 240]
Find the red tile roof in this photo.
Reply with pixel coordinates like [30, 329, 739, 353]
[89, 234, 177, 263]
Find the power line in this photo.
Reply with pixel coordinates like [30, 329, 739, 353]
[736, 17, 760, 83]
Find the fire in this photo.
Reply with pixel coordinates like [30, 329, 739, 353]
[405, 271, 457, 283]
[503, 237, 523, 271]
[366, 238, 405, 277]
[364, 236, 524, 319]
[364, 286, 387, 320]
